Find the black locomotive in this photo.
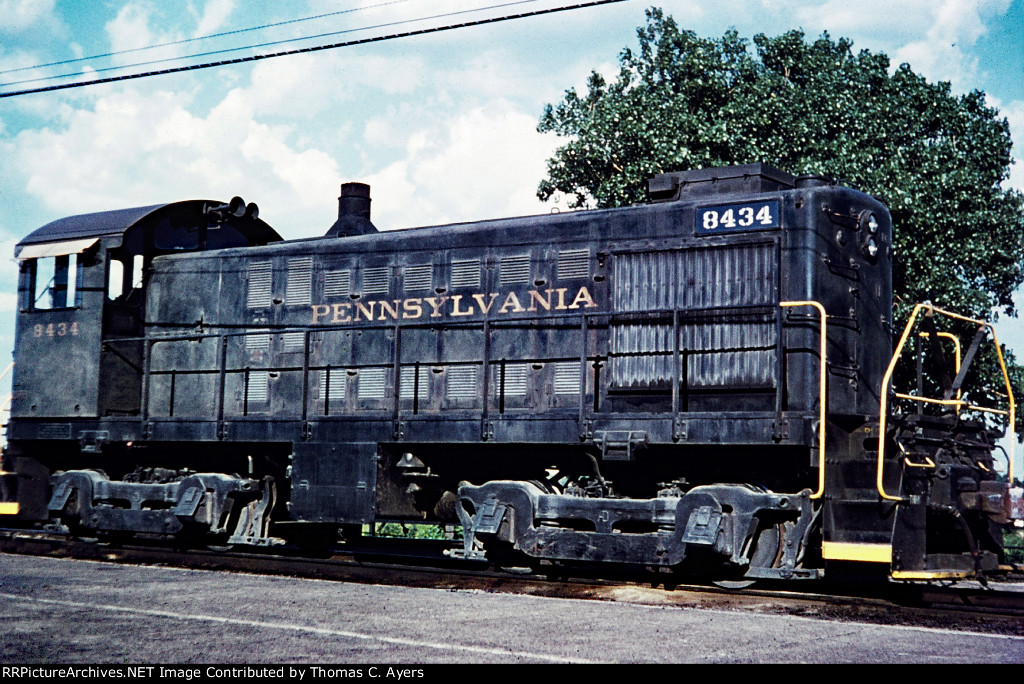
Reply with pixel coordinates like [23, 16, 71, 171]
[2, 163, 1018, 583]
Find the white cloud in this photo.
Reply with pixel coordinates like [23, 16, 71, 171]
[3, 85, 343, 239]
[0, 0, 57, 34]
[1001, 99, 1024, 190]
[889, 0, 1012, 87]
[193, 0, 235, 38]
[363, 99, 558, 229]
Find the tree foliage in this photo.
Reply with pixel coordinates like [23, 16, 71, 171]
[538, 8, 1024, 438]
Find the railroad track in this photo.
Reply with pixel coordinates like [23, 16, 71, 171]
[3, 527, 1022, 636]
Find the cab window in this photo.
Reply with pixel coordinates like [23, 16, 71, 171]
[27, 254, 81, 310]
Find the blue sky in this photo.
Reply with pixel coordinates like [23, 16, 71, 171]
[1, 0, 1022, 470]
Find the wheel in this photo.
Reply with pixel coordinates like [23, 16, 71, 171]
[713, 522, 786, 590]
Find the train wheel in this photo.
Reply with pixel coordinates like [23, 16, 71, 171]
[712, 522, 787, 590]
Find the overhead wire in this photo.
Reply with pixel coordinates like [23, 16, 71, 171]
[0, 0, 629, 99]
[1, 0, 540, 89]
[0, 0, 420, 76]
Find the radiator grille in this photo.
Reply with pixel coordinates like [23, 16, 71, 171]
[611, 245, 777, 388]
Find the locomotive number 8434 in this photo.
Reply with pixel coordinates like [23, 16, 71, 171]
[1, 163, 1019, 584]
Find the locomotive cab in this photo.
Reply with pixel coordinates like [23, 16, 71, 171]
[5, 200, 279, 517]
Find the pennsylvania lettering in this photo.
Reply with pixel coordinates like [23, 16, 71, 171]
[310, 285, 598, 325]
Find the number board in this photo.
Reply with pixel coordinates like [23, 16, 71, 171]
[696, 200, 780, 234]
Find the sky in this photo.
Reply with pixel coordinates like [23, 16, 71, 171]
[0, 0, 1022, 472]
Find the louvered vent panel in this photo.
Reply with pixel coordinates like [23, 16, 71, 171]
[324, 270, 351, 298]
[494, 363, 529, 396]
[681, 321, 776, 387]
[451, 258, 481, 289]
[246, 262, 273, 308]
[246, 371, 269, 403]
[678, 244, 775, 309]
[399, 366, 431, 399]
[245, 331, 271, 350]
[281, 331, 305, 350]
[319, 369, 346, 401]
[357, 367, 388, 400]
[553, 361, 582, 395]
[610, 252, 676, 387]
[362, 267, 390, 295]
[286, 257, 313, 305]
[499, 254, 531, 285]
[404, 264, 433, 291]
[446, 366, 478, 400]
[558, 249, 590, 280]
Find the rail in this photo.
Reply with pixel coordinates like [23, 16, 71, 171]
[877, 304, 1017, 502]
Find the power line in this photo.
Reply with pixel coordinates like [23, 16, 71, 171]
[0, 0, 629, 99]
[2, 0, 540, 90]
[0, 0, 419, 76]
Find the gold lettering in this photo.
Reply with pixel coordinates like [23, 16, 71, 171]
[312, 304, 330, 323]
[424, 296, 449, 318]
[498, 291, 525, 314]
[450, 294, 474, 317]
[378, 299, 401, 320]
[332, 303, 352, 323]
[568, 286, 598, 309]
[354, 301, 376, 321]
[472, 293, 499, 314]
[403, 298, 423, 319]
[527, 289, 552, 312]
[554, 288, 569, 310]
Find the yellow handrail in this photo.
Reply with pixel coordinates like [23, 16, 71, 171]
[878, 304, 1017, 502]
[780, 301, 827, 500]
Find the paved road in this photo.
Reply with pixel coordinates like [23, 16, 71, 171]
[1, 553, 1021, 664]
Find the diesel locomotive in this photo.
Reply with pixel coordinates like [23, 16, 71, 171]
[1, 163, 1018, 583]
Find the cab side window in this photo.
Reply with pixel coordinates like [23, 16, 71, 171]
[25, 254, 82, 310]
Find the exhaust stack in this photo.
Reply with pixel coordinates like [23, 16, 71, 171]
[326, 182, 377, 237]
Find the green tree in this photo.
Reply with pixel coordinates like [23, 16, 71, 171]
[538, 8, 1024, 438]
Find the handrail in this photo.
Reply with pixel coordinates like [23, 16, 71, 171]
[779, 301, 827, 500]
[877, 304, 1017, 502]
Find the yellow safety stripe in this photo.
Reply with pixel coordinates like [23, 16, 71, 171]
[891, 570, 974, 580]
[822, 541, 892, 563]
[0, 502, 19, 515]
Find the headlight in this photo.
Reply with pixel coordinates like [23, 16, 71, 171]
[859, 210, 879, 234]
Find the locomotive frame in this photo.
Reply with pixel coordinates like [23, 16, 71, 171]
[1, 163, 1018, 583]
